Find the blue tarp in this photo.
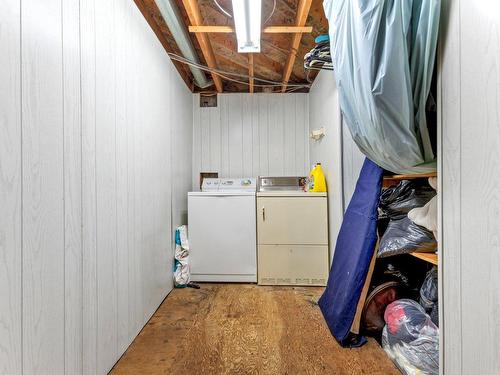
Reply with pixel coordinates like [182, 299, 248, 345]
[318, 158, 383, 347]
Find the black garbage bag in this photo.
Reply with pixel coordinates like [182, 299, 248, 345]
[371, 255, 429, 298]
[379, 180, 436, 219]
[382, 299, 439, 375]
[420, 267, 439, 326]
[378, 180, 437, 257]
[378, 217, 437, 257]
[430, 304, 439, 327]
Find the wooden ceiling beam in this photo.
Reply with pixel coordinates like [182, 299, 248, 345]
[182, 0, 224, 93]
[248, 53, 254, 94]
[265, 26, 313, 33]
[188, 26, 313, 34]
[281, 0, 312, 93]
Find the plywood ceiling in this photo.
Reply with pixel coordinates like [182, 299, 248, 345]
[134, 0, 329, 93]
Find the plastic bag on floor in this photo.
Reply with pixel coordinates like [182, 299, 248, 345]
[174, 225, 190, 287]
[382, 299, 439, 375]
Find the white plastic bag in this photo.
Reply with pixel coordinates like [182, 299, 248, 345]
[408, 177, 438, 238]
[174, 225, 190, 286]
[382, 299, 439, 375]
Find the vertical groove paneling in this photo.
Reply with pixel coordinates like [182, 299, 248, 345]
[81, 0, 98, 372]
[21, 0, 65, 373]
[200, 108, 211, 172]
[268, 95, 283, 175]
[209, 104, 221, 173]
[130, 6, 144, 336]
[440, 0, 462, 374]
[192, 95, 201, 190]
[130, 1, 176, 328]
[459, 1, 500, 374]
[440, 0, 500, 373]
[308, 70, 346, 262]
[0, 0, 22, 373]
[258, 95, 269, 176]
[283, 94, 296, 175]
[115, 0, 130, 356]
[251, 97, 260, 177]
[341, 120, 365, 208]
[192, 93, 309, 185]
[62, 0, 83, 373]
[294, 95, 308, 174]
[220, 95, 230, 177]
[228, 94, 244, 176]
[2, 0, 192, 374]
[125, 0, 138, 341]
[242, 94, 253, 176]
[95, 0, 118, 370]
[170, 50, 193, 248]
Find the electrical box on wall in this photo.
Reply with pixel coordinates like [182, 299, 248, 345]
[310, 127, 326, 141]
[200, 94, 217, 107]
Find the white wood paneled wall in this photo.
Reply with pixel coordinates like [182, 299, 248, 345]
[342, 121, 365, 209]
[440, 0, 500, 374]
[308, 70, 344, 262]
[192, 93, 309, 189]
[0, 0, 193, 374]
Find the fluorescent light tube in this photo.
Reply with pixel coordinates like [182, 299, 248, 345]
[232, 0, 262, 53]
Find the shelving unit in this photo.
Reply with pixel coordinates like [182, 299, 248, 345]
[382, 171, 439, 267]
[410, 251, 438, 265]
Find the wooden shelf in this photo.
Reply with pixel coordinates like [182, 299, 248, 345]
[410, 251, 438, 265]
[383, 172, 437, 187]
[383, 171, 437, 180]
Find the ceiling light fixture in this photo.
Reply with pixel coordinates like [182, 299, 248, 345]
[231, 0, 262, 53]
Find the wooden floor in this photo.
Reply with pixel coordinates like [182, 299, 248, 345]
[111, 284, 400, 375]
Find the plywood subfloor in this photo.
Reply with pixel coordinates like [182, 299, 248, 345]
[111, 284, 399, 375]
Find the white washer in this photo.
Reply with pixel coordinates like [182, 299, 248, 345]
[188, 178, 257, 282]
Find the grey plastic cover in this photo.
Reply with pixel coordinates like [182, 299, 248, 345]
[323, 0, 440, 174]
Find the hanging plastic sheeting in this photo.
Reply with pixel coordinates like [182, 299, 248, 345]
[318, 158, 383, 347]
[323, 0, 440, 174]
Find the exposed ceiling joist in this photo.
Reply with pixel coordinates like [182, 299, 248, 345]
[265, 26, 313, 33]
[188, 26, 313, 34]
[182, 0, 224, 92]
[133, 0, 328, 93]
[281, 0, 312, 93]
[248, 54, 254, 94]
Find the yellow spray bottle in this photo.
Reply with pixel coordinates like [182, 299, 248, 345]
[308, 163, 327, 192]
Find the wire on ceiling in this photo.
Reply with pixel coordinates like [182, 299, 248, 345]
[213, 0, 232, 18]
[264, 0, 276, 24]
[168, 52, 311, 91]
